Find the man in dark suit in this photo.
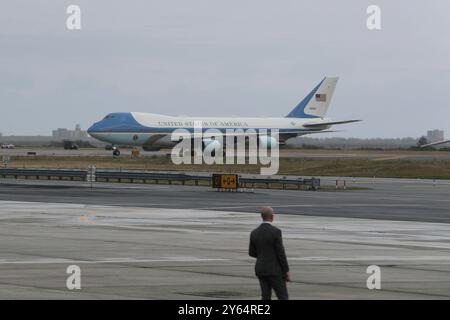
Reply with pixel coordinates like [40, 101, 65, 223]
[249, 207, 290, 300]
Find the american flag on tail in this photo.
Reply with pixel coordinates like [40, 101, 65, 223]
[315, 93, 326, 102]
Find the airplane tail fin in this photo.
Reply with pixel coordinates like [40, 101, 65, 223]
[286, 77, 339, 118]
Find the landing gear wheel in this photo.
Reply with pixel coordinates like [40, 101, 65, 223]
[113, 149, 121, 156]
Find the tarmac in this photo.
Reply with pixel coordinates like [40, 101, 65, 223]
[3, 146, 450, 160]
[0, 177, 450, 299]
[0, 176, 449, 223]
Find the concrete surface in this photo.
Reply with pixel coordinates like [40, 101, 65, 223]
[3, 147, 450, 160]
[0, 201, 449, 299]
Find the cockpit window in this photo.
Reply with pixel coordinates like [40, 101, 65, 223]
[104, 115, 114, 119]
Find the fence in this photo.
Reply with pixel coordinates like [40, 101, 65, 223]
[0, 168, 320, 190]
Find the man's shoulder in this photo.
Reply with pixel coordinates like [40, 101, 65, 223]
[269, 224, 282, 233]
[261, 223, 280, 231]
[251, 224, 263, 234]
[252, 223, 280, 233]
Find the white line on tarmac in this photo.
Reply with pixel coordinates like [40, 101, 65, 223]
[1, 256, 449, 265]
[0, 258, 229, 265]
[193, 204, 314, 210]
[289, 256, 450, 262]
[193, 203, 421, 210]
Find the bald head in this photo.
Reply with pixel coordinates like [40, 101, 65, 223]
[260, 207, 274, 222]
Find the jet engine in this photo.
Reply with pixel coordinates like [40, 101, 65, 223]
[258, 136, 279, 148]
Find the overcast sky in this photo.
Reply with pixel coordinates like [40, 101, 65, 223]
[0, 0, 449, 138]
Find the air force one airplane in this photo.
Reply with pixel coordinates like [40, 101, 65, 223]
[88, 77, 360, 156]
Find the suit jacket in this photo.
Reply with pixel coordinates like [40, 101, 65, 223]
[249, 223, 289, 277]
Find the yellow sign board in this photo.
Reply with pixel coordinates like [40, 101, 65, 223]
[221, 174, 238, 189]
[212, 174, 239, 189]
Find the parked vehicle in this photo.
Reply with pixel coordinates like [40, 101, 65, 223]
[63, 140, 79, 150]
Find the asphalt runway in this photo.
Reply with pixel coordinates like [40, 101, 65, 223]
[3, 147, 450, 160]
[0, 200, 449, 299]
[0, 177, 449, 223]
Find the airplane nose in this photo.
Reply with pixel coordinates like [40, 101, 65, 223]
[87, 122, 99, 137]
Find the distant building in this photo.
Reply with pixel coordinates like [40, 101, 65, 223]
[52, 124, 87, 141]
[427, 129, 444, 143]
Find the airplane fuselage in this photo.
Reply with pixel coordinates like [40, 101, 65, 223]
[88, 112, 331, 147]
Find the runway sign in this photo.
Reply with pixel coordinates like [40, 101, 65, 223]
[212, 174, 239, 190]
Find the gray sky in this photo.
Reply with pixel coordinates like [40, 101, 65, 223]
[1, 0, 449, 138]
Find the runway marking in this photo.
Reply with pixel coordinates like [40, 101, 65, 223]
[289, 256, 450, 262]
[373, 156, 404, 161]
[1, 256, 449, 266]
[0, 257, 229, 265]
[193, 203, 422, 210]
[193, 204, 314, 210]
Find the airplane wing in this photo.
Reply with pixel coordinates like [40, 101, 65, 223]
[169, 119, 361, 141]
[421, 139, 450, 147]
[298, 130, 341, 134]
[171, 129, 343, 146]
[303, 120, 362, 127]
[278, 130, 341, 142]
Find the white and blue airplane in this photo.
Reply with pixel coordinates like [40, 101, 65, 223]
[88, 77, 360, 156]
